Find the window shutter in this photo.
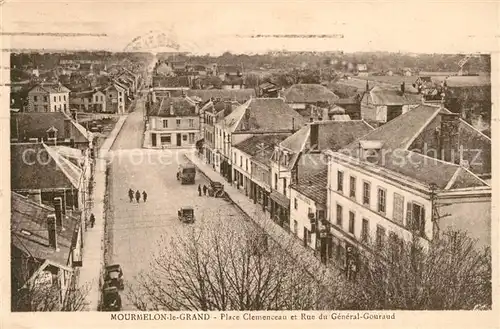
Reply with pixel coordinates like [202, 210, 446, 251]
[420, 207, 426, 237]
[406, 202, 412, 229]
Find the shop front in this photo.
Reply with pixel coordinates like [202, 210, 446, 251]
[270, 190, 290, 230]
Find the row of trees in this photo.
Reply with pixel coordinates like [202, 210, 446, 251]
[127, 215, 491, 311]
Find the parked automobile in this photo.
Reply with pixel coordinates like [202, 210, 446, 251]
[101, 286, 122, 311]
[104, 264, 124, 290]
[178, 206, 195, 224]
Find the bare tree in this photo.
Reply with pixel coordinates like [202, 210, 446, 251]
[351, 229, 491, 310]
[128, 215, 339, 311]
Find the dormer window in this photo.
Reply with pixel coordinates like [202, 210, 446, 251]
[46, 126, 58, 141]
[359, 140, 384, 162]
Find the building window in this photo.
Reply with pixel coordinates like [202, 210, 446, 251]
[119, 92, 123, 96]
[176, 119, 181, 126]
[377, 188, 386, 214]
[54, 104, 57, 111]
[349, 176, 356, 198]
[63, 104, 66, 111]
[274, 173, 278, 190]
[64, 95, 66, 101]
[34, 95, 38, 102]
[59, 96, 62, 102]
[376, 225, 386, 250]
[337, 171, 344, 192]
[245, 159, 248, 171]
[336, 204, 343, 227]
[162, 119, 168, 128]
[363, 181, 370, 205]
[294, 198, 298, 210]
[407, 202, 426, 238]
[119, 98, 122, 103]
[293, 220, 298, 235]
[393, 193, 405, 225]
[304, 228, 312, 245]
[44, 96, 48, 102]
[283, 178, 287, 196]
[160, 134, 171, 144]
[348, 211, 355, 234]
[188, 119, 194, 127]
[361, 218, 369, 243]
[182, 134, 188, 141]
[240, 156, 243, 167]
[188, 133, 195, 144]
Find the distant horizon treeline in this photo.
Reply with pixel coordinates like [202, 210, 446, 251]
[10, 51, 491, 74]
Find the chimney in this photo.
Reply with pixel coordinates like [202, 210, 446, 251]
[438, 112, 461, 163]
[47, 214, 59, 251]
[28, 192, 42, 205]
[366, 80, 369, 92]
[53, 197, 65, 231]
[169, 102, 174, 116]
[310, 122, 319, 150]
[400, 82, 405, 94]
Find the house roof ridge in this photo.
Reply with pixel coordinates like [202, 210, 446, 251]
[459, 117, 491, 141]
[43, 143, 82, 189]
[445, 167, 463, 190]
[403, 107, 441, 150]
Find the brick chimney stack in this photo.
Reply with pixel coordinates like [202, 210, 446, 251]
[47, 214, 59, 251]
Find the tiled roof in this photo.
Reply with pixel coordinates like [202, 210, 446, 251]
[233, 98, 306, 133]
[235, 134, 290, 157]
[11, 143, 83, 191]
[11, 112, 90, 142]
[348, 104, 442, 151]
[153, 76, 190, 88]
[291, 167, 328, 205]
[11, 192, 80, 266]
[280, 125, 310, 152]
[150, 97, 198, 117]
[283, 84, 340, 104]
[29, 83, 71, 94]
[186, 89, 255, 103]
[366, 86, 422, 105]
[340, 104, 490, 189]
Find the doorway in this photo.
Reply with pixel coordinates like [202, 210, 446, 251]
[176, 133, 182, 146]
[151, 133, 157, 147]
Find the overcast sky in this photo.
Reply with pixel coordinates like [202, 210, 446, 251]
[1, 0, 498, 54]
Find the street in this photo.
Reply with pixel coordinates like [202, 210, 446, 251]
[107, 102, 247, 310]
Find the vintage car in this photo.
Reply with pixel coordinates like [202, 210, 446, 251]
[178, 206, 195, 224]
[104, 264, 124, 290]
[101, 286, 122, 312]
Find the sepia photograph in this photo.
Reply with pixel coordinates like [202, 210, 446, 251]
[0, 1, 498, 328]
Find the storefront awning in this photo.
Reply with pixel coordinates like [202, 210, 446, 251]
[270, 190, 290, 208]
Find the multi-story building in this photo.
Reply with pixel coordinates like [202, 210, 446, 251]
[360, 84, 422, 124]
[271, 120, 374, 230]
[145, 96, 200, 148]
[282, 84, 340, 115]
[214, 98, 306, 184]
[104, 84, 126, 114]
[27, 83, 70, 113]
[318, 104, 491, 277]
[234, 134, 291, 214]
[69, 90, 106, 112]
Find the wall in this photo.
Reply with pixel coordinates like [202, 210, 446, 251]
[290, 187, 317, 248]
[270, 162, 292, 197]
[327, 159, 433, 248]
[150, 116, 200, 131]
[437, 193, 491, 249]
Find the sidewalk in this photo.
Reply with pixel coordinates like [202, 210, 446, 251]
[79, 115, 128, 311]
[185, 153, 343, 285]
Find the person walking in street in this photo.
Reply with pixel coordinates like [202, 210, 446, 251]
[135, 190, 141, 203]
[198, 184, 202, 196]
[142, 190, 148, 203]
[203, 185, 207, 196]
[128, 188, 134, 203]
[89, 213, 95, 228]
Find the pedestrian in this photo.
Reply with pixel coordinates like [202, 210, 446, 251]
[142, 190, 148, 202]
[128, 188, 134, 203]
[203, 185, 207, 196]
[198, 184, 202, 196]
[135, 190, 141, 203]
[89, 213, 95, 228]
